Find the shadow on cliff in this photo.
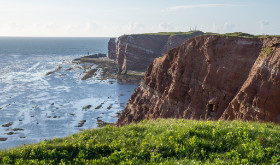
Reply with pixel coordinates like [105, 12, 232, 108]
[117, 34, 280, 125]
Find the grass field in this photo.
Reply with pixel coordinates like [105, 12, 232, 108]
[1, 119, 280, 164]
[143, 31, 202, 36]
[204, 32, 280, 38]
[130, 31, 280, 38]
[128, 30, 203, 37]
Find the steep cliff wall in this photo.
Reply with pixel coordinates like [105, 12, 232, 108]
[117, 35, 280, 125]
[108, 38, 116, 59]
[221, 38, 280, 122]
[111, 31, 204, 73]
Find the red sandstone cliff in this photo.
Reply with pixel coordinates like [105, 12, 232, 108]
[117, 35, 280, 125]
[108, 38, 116, 59]
[108, 31, 204, 73]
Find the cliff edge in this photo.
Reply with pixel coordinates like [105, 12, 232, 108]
[108, 31, 204, 73]
[117, 35, 280, 125]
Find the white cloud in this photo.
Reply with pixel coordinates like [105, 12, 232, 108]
[259, 20, 270, 30]
[158, 22, 174, 31]
[165, 4, 243, 11]
[127, 23, 143, 31]
[223, 23, 235, 30]
[212, 22, 236, 33]
[85, 22, 101, 32]
[0, 21, 107, 37]
[121, 23, 145, 33]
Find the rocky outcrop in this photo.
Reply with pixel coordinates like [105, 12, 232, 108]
[110, 31, 204, 73]
[117, 35, 280, 125]
[221, 38, 280, 122]
[108, 38, 116, 59]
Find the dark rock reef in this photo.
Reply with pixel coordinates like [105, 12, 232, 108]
[117, 35, 280, 125]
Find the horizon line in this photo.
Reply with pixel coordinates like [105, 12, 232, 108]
[0, 36, 116, 38]
[0, 31, 278, 38]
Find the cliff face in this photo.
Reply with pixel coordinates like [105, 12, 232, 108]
[116, 34, 168, 73]
[117, 35, 280, 125]
[108, 38, 116, 59]
[221, 38, 280, 122]
[110, 31, 204, 73]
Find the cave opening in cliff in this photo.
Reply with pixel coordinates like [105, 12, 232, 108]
[208, 104, 214, 112]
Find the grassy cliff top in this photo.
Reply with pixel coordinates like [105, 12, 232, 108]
[205, 32, 280, 38]
[1, 119, 280, 164]
[128, 30, 203, 37]
[125, 31, 280, 38]
[143, 30, 203, 36]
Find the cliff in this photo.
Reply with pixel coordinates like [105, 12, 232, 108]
[108, 31, 204, 73]
[108, 38, 116, 59]
[117, 35, 280, 125]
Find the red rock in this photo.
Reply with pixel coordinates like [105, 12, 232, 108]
[117, 35, 280, 126]
[112, 31, 204, 73]
[108, 38, 116, 59]
[222, 38, 280, 122]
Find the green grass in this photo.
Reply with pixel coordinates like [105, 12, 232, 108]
[128, 31, 280, 39]
[205, 32, 280, 38]
[1, 119, 280, 164]
[132, 30, 203, 36]
[261, 46, 273, 58]
[257, 34, 280, 38]
[223, 32, 256, 38]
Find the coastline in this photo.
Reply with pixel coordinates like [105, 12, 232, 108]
[0, 37, 138, 150]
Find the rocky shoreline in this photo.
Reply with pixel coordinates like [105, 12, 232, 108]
[38, 32, 280, 128]
[73, 55, 145, 85]
[0, 50, 139, 148]
[64, 32, 280, 127]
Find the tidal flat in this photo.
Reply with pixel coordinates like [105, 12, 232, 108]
[0, 53, 139, 150]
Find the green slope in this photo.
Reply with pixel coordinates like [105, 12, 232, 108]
[143, 30, 203, 36]
[1, 119, 280, 164]
[128, 31, 280, 38]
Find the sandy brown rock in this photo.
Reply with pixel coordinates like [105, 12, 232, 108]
[117, 35, 280, 126]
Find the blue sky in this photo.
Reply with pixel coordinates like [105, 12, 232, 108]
[0, 0, 279, 37]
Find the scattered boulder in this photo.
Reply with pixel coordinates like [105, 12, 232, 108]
[45, 66, 62, 76]
[2, 122, 13, 127]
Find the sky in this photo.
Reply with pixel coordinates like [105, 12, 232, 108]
[0, 0, 279, 37]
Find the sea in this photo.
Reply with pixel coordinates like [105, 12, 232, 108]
[0, 37, 137, 150]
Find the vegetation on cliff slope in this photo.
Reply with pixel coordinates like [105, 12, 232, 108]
[1, 119, 280, 164]
[205, 32, 280, 38]
[130, 31, 280, 38]
[133, 30, 203, 36]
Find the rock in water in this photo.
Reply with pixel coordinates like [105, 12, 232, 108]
[108, 38, 117, 59]
[117, 35, 280, 126]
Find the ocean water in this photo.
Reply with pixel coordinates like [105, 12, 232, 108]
[0, 37, 137, 149]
